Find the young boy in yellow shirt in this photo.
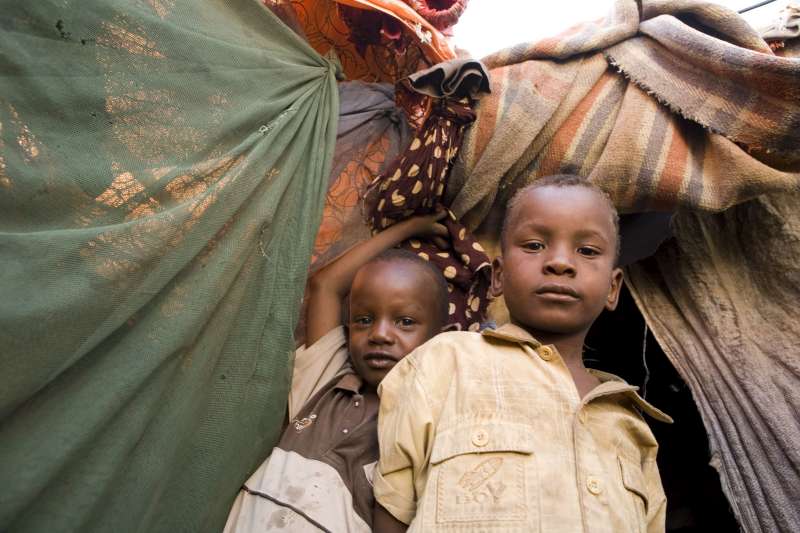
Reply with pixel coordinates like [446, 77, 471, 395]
[374, 174, 672, 532]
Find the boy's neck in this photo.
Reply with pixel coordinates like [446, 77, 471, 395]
[512, 320, 601, 399]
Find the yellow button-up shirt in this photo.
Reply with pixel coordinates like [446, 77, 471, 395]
[375, 324, 672, 533]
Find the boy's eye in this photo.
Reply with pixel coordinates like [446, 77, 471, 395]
[523, 241, 544, 251]
[578, 246, 600, 257]
[398, 317, 416, 327]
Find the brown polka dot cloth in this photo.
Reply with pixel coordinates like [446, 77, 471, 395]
[366, 93, 491, 331]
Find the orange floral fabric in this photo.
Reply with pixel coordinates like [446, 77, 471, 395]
[278, 0, 454, 83]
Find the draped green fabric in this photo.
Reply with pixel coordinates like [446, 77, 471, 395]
[0, 2, 339, 531]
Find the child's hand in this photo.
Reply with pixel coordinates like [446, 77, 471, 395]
[406, 211, 449, 250]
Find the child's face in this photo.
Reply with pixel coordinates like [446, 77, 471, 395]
[492, 185, 623, 338]
[348, 261, 441, 389]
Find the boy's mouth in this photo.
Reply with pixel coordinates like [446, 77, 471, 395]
[363, 352, 399, 369]
[535, 283, 580, 301]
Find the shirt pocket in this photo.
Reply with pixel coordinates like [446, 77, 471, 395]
[428, 421, 537, 528]
[618, 455, 649, 533]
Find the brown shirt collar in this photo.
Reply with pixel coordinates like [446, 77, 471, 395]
[482, 323, 672, 423]
[333, 372, 365, 395]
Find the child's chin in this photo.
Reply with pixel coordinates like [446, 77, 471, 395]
[361, 365, 394, 388]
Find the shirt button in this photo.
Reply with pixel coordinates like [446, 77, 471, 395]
[342, 429, 349, 434]
[587, 476, 602, 495]
[539, 346, 554, 361]
[354, 401, 360, 407]
[472, 428, 489, 447]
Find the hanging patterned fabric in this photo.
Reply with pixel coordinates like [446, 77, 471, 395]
[367, 60, 491, 331]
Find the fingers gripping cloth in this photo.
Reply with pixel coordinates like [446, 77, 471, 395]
[366, 60, 491, 331]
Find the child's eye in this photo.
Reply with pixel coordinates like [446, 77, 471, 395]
[523, 241, 544, 251]
[578, 246, 600, 257]
[398, 317, 416, 327]
[353, 316, 373, 326]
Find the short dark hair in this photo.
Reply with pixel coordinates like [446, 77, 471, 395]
[365, 248, 450, 329]
[500, 174, 620, 263]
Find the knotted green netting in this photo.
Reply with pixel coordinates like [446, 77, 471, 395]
[0, 1, 339, 531]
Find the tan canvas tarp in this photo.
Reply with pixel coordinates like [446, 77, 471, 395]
[627, 193, 800, 532]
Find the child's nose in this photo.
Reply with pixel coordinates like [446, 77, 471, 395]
[544, 249, 576, 275]
[545, 259, 576, 275]
[368, 320, 394, 344]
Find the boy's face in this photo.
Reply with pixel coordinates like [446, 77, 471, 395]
[348, 261, 441, 389]
[492, 185, 623, 339]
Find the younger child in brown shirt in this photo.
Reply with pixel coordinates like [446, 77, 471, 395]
[224, 213, 449, 532]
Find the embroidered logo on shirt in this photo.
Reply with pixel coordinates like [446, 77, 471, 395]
[458, 457, 503, 491]
[292, 413, 317, 432]
[436, 454, 527, 523]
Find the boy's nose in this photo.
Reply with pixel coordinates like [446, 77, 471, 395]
[544, 251, 576, 276]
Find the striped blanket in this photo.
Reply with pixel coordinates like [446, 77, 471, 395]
[447, 0, 800, 236]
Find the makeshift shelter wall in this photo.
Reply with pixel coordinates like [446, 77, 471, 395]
[1, 1, 798, 532]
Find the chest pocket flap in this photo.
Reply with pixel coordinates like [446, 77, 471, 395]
[431, 421, 536, 464]
[619, 456, 650, 514]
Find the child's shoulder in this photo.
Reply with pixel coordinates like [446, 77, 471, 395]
[412, 330, 486, 358]
[394, 330, 494, 377]
[380, 331, 490, 402]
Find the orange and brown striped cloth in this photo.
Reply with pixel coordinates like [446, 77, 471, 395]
[446, 0, 799, 239]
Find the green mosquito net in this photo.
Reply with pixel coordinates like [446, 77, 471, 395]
[0, 1, 339, 531]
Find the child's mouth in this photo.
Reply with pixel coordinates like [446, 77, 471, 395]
[364, 353, 398, 369]
[536, 291, 580, 302]
[535, 284, 580, 302]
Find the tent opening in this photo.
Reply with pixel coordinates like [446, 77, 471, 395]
[585, 286, 740, 532]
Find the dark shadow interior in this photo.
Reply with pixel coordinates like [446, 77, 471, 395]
[585, 285, 740, 533]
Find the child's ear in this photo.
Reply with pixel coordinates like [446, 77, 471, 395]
[605, 267, 624, 311]
[490, 256, 504, 298]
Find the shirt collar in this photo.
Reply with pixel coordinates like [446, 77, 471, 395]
[587, 369, 673, 423]
[481, 322, 543, 349]
[333, 372, 364, 394]
[482, 324, 672, 423]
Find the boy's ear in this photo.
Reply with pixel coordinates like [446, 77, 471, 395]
[490, 256, 504, 298]
[605, 267, 624, 311]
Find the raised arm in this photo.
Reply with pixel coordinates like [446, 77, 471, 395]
[305, 212, 447, 346]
